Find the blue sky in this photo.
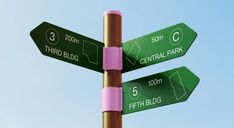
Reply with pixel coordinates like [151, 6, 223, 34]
[0, 0, 234, 128]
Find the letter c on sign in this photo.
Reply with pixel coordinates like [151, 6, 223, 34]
[173, 32, 180, 42]
[169, 28, 183, 45]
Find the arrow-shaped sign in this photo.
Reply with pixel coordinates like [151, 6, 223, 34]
[30, 22, 197, 73]
[122, 66, 199, 115]
[122, 23, 197, 73]
[30, 22, 104, 73]
[31, 22, 197, 74]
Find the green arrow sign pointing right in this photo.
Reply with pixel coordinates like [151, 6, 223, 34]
[30, 22, 104, 73]
[122, 23, 197, 73]
[122, 66, 199, 115]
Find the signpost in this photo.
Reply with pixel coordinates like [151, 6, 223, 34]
[103, 11, 122, 128]
[122, 66, 199, 115]
[30, 22, 103, 73]
[30, 11, 200, 128]
[122, 23, 197, 73]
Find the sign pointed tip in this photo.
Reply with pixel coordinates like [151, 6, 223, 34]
[30, 29, 34, 37]
[30, 22, 45, 36]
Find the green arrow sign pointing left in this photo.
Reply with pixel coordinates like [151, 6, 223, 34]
[122, 66, 199, 115]
[122, 23, 197, 73]
[30, 22, 104, 73]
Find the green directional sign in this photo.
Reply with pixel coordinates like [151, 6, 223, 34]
[122, 66, 199, 115]
[30, 22, 104, 73]
[122, 23, 197, 73]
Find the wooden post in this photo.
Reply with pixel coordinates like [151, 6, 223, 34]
[103, 10, 122, 128]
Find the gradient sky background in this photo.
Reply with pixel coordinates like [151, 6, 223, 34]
[1, 0, 234, 128]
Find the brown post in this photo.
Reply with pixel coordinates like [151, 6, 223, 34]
[103, 11, 122, 128]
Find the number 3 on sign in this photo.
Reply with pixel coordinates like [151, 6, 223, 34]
[46, 28, 59, 45]
[49, 31, 55, 41]
[129, 83, 141, 100]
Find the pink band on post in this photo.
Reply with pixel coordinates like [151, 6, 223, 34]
[103, 47, 122, 70]
[104, 10, 122, 16]
[102, 87, 122, 112]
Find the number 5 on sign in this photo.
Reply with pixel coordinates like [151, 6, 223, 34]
[133, 86, 138, 96]
[128, 83, 141, 100]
